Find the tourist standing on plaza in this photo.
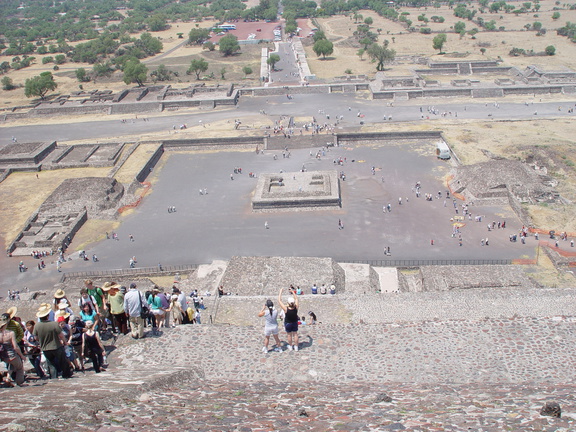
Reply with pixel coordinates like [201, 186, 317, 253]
[278, 287, 300, 351]
[124, 283, 145, 339]
[33, 304, 73, 379]
[258, 299, 282, 353]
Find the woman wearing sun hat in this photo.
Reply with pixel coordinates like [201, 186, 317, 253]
[104, 282, 127, 335]
[52, 289, 70, 312]
[277, 287, 300, 351]
[0, 314, 26, 386]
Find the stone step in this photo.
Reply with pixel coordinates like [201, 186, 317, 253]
[113, 315, 576, 386]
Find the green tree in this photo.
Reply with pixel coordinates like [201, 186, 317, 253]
[122, 59, 148, 87]
[357, 48, 365, 60]
[93, 61, 114, 77]
[188, 58, 209, 79]
[367, 42, 396, 71]
[189, 28, 211, 44]
[147, 14, 167, 32]
[545, 45, 556, 55]
[150, 64, 175, 82]
[364, 17, 373, 25]
[220, 67, 226, 79]
[203, 41, 216, 51]
[533, 21, 542, 31]
[267, 53, 280, 70]
[313, 39, 334, 58]
[42, 56, 54, 64]
[433, 33, 447, 52]
[75, 68, 90, 82]
[313, 31, 326, 42]
[454, 21, 466, 33]
[54, 54, 66, 65]
[137, 33, 163, 56]
[24, 71, 57, 100]
[359, 37, 373, 49]
[242, 66, 253, 77]
[1, 76, 16, 90]
[219, 34, 240, 56]
[552, 11, 560, 20]
[285, 23, 297, 34]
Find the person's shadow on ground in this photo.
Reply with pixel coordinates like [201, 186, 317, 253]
[300, 335, 313, 350]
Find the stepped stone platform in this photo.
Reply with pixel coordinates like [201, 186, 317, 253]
[218, 256, 346, 297]
[252, 170, 341, 210]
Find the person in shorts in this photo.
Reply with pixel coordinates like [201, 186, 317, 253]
[258, 299, 282, 353]
[278, 287, 300, 351]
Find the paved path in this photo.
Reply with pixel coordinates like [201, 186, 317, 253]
[2, 97, 576, 145]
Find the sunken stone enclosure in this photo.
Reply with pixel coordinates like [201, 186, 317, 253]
[252, 170, 341, 210]
[8, 177, 124, 255]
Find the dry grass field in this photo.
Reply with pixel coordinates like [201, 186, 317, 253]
[307, 0, 576, 79]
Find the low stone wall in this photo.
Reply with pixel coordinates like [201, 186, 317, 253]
[31, 104, 109, 116]
[266, 134, 336, 150]
[336, 131, 444, 143]
[109, 102, 161, 114]
[472, 88, 504, 98]
[135, 144, 164, 183]
[162, 136, 263, 148]
[502, 85, 562, 95]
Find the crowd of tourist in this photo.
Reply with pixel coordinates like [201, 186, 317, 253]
[0, 279, 204, 387]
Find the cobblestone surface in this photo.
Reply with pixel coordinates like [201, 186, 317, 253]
[3, 288, 576, 431]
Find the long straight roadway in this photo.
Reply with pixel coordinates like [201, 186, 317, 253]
[1, 94, 575, 145]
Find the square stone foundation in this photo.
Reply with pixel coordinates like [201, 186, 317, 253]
[252, 170, 341, 210]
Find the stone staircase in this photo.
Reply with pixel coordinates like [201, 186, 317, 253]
[7, 313, 576, 431]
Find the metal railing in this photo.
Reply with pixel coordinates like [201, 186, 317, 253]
[342, 259, 512, 267]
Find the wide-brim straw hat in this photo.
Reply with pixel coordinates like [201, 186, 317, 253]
[36, 304, 53, 318]
[55, 310, 70, 319]
[54, 289, 66, 299]
[102, 282, 121, 292]
[6, 307, 17, 319]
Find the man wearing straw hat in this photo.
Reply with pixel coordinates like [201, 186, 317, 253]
[33, 304, 73, 379]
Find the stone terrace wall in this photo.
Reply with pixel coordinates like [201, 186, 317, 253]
[218, 256, 345, 296]
[336, 131, 444, 143]
[135, 144, 164, 182]
[162, 136, 264, 148]
[420, 265, 539, 291]
[266, 134, 336, 150]
[109, 102, 161, 114]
